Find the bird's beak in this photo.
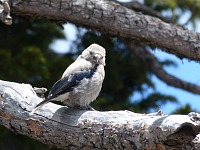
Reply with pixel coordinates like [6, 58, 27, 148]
[94, 54, 101, 63]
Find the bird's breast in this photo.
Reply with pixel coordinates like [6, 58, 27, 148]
[65, 65, 105, 107]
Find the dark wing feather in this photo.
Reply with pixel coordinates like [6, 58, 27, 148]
[47, 64, 98, 100]
[34, 65, 98, 109]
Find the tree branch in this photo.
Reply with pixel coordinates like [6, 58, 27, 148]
[9, 0, 200, 61]
[0, 80, 200, 149]
[115, 0, 173, 23]
[128, 42, 200, 95]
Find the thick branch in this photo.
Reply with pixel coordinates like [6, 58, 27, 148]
[128, 43, 200, 95]
[0, 80, 200, 149]
[9, 0, 200, 61]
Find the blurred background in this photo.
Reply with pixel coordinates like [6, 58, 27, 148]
[1, 0, 200, 149]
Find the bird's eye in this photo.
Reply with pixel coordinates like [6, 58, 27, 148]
[89, 51, 94, 55]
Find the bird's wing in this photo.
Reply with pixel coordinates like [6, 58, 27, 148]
[32, 65, 98, 111]
[48, 64, 98, 99]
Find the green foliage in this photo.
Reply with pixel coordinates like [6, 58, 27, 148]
[144, 0, 200, 27]
[136, 92, 177, 113]
[0, 19, 73, 88]
[172, 104, 198, 115]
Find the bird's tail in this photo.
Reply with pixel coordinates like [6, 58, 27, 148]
[30, 98, 51, 115]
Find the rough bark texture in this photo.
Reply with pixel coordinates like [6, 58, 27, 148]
[0, 80, 200, 150]
[9, 0, 200, 61]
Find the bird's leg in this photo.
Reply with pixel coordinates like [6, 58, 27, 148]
[86, 105, 96, 111]
[73, 105, 96, 111]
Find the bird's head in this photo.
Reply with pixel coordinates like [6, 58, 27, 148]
[81, 44, 106, 66]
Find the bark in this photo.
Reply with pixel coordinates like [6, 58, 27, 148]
[128, 42, 200, 95]
[8, 0, 200, 61]
[1, 80, 200, 150]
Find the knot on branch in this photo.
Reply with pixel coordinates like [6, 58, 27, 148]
[0, 0, 12, 25]
[33, 87, 47, 99]
[188, 112, 200, 124]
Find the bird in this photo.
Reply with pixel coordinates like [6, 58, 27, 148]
[30, 43, 106, 114]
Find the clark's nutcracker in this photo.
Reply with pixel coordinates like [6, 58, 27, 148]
[31, 43, 106, 114]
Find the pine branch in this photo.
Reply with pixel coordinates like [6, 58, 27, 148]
[128, 42, 200, 95]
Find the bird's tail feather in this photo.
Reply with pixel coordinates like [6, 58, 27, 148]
[30, 98, 51, 115]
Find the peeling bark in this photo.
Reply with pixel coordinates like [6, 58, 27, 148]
[0, 80, 200, 149]
[8, 0, 200, 61]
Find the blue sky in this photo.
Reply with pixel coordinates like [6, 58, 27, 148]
[51, 1, 200, 114]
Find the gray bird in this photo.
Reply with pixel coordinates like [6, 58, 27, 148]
[31, 43, 106, 114]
